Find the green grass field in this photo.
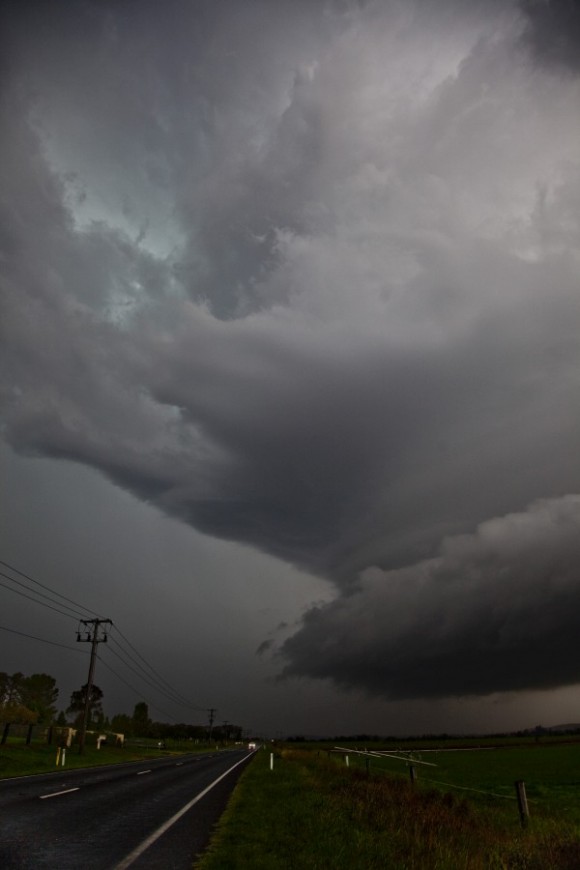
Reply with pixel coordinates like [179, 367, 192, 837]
[331, 741, 580, 825]
[196, 744, 580, 869]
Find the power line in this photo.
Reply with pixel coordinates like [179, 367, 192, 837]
[0, 569, 87, 620]
[112, 625, 205, 710]
[107, 635, 203, 710]
[96, 656, 182, 724]
[0, 622, 89, 654]
[0, 622, 208, 729]
[0, 557, 211, 718]
[0, 574, 83, 621]
[106, 635, 172, 692]
[0, 558, 102, 618]
[103, 640, 195, 710]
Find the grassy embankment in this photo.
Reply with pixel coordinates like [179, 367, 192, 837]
[0, 738, 198, 779]
[197, 745, 580, 869]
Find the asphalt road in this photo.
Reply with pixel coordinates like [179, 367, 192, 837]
[0, 749, 255, 869]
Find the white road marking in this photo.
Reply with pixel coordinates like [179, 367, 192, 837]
[136, 770, 151, 776]
[39, 787, 80, 800]
[113, 752, 255, 870]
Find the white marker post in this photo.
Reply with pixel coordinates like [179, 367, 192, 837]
[270, 753, 274, 770]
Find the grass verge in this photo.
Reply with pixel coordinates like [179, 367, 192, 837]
[0, 740, 185, 778]
[196, 748, 580, 869]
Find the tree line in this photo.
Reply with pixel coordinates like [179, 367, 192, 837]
[0, 671, 241, 741]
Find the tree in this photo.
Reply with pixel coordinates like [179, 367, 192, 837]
[19, 674, 59, 724]
[0, 672, 55, 724]
[111, 713, 133, 736]
[132, 702, 151, 737]
[0, 672, 25, 707]
[67, 684, 104, 728]
[0, 702, 37, 725]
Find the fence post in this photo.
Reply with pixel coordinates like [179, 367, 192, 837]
[1, 723, 9, 745]
[515, 780, 529, 827]
[270, 752, 274, 770]
[345, 755, 349, 767]
[26, 724, 33, 746]
[409, 764, 417, 785]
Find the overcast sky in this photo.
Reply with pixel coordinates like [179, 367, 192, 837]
[1, 0, 579, 737]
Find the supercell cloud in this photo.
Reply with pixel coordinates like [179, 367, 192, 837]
[1, 0, 579, 700]
[280, 495, 580, 698]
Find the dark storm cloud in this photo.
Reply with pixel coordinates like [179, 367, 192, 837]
[256, 639, 275, 657]
[279, 496, 580, 698]
[520, 0, 580, 71]
[1, 0, 580, 700]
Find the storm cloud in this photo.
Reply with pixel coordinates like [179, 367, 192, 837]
[520, 0, 580, 72]
[280, 495, 580, 698]
[1, 0, 579, 703]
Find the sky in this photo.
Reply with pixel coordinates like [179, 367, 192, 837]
[1, 0, 579, 737]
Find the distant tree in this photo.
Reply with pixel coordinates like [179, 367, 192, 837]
[67, 684, 104, 728]
[132, 702, 151, 737]
[19, 674, 59, 724]
[56, 711, 68, 726]
[111, 713, 133, 736]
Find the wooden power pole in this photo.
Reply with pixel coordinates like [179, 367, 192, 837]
[76, 618, 112, 754]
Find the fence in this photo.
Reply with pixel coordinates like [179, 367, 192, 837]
[331, 746, 534, 826]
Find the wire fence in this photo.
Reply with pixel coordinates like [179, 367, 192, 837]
[329, 746, 546, 825]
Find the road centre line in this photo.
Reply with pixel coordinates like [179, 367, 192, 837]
[40, 787, 80, 800]
[114, 752, 255, 870]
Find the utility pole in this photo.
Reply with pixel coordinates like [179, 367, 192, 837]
[222, 720, 230, 744]
[76, 618, 112, 754]
[207, 707, 217, 745]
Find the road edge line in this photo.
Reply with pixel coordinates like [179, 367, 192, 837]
[113, 751, 256, 869]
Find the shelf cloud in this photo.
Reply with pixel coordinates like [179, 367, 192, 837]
[280, 495, 580, 698]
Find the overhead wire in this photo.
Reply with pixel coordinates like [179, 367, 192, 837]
[0, 558, 102, 618]
[97, 655, 182, 723]
[0, 622, 89, 654]
[107, 630, 207, 712]
[103, 639, 198, 711]
[0, 555, 211, 719]
[111, 625, 206, 710]
[0, 572, 83, 621]
[0, 568, 89, 620]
